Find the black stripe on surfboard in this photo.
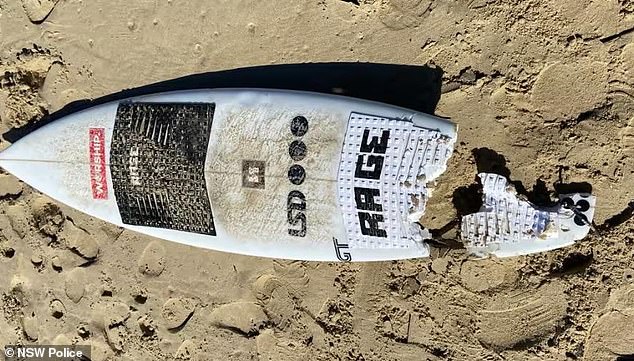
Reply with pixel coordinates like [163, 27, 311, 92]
[110, 102, 216, 236]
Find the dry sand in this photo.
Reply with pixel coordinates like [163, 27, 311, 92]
[1, 0, 634, 360]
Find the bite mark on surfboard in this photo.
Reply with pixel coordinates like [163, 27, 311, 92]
[336, 113, 453, 250]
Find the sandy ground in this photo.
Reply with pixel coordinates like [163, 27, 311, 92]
[1, 0, 634, 360]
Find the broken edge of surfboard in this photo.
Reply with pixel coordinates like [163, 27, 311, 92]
[461, 173, 596, 258]
[335, 112, 458, 258]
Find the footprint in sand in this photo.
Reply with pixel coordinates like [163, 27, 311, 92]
[254, 262, 310, 330]
[174, 340, 196, 360]
[49, 250, 89, 272]
[105, 326, 127, 353]
[102, 302, 130, 328]
[272, 261, 309, 288]
[5, 203, 29, 239]
[21, 312, 38, 341]
[161, 297, 195, 330]
[619, 44, 634, 79]
[21, 0, 60, 23]
[60, 222, 100, 260]
[531, 60, 608, 121]
[379, 0, 433, 30]
[253, 274, 284, 302]
[138, 241, 166, 276]
[476, 282, 567, 349]
[96, 301, 130, 352]
[31, 196, 64, 237]
[0, 175, 22, 198]
[64, 268, 86, 303]
[253, 274, 295, 329]
[50, 299, 65, 319]
[460, 259, 519, 293]
[256, 329, 306, 360]
[209, 301, 268, 336]
[263, 286, 295, 330]
[584, 284, 634, 360]
[619, 116, 634, 157]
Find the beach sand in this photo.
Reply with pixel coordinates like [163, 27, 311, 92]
[0, 0, 633, 359]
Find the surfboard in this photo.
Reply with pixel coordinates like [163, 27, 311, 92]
[0, 89, 457, 262]
[461, 173, 596, 258]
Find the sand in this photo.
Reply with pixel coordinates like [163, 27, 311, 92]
[0, 0, 633, 360]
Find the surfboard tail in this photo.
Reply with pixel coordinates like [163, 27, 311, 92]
[462, 173, 596, 258]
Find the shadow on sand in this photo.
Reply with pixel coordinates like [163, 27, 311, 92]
[3, 62, 443, 143]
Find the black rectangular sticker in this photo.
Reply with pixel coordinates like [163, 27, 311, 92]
[110, 102, 216, 235]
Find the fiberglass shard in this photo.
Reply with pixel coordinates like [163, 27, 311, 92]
[462, 173, 596, 258]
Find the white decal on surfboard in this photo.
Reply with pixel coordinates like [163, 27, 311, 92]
[129, 145, 142, 186]
[88, 128, 108, 199]
[461, 173, 596, 258]
[337, 113, 454, 249]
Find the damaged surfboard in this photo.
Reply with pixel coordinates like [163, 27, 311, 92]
[0, 89, 457, 262]
[461, 173, 597, 258]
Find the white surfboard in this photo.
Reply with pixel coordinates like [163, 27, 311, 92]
[0, 89, 457, 262]
[462, 173, 596, 258]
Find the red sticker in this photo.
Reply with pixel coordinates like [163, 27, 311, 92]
[89, 128, 108, 199]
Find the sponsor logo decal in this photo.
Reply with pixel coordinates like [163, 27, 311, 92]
[242, 160, 266, 189]
[353, 129, 390, 238]
[332, 237, 351, 261]
[129, 145, 142, 186]
[89, 128, 108, 200]
[288, 116, 309, 237]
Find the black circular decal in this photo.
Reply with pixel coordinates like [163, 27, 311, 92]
[576, 199, 590, 212]
[561, 197, 592, 227]
[288, 164, 306, 185]
[289, 140, 307, 161]
[574, 215, 587, 226]
[291, 116, 308, 137]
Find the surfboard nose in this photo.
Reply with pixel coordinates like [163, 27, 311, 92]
[0, 103, 121, 223]
[0, 143, 26, 179]
[0, 136, 60, 197]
